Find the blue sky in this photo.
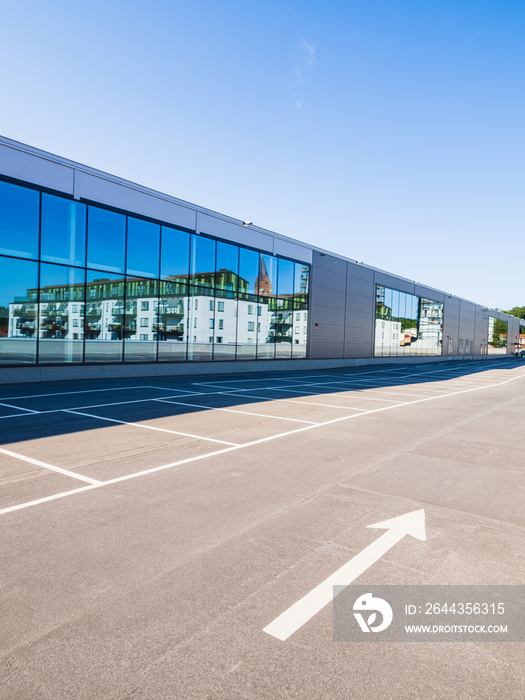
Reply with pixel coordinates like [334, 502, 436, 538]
[1, 0, 524, 309]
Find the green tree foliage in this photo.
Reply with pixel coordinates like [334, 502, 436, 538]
[504, 306, 525, 320]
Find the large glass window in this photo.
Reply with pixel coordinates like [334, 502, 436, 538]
[215, 241, 239, 296]
[0, 181, 40, 259]
[124, 277, 159, 362]
[126, 217, 160, 278]
[375, 285, 443, 357]
[157, 277, 187, 362]
[213, 297, 237, 360]
[238, 247, 259, 300]
[488, 317, 508, 354]
[41, 194, 86, 267]
[0, 256, 38, 364]
[256, 255, 277, 359]
[87, 206, 126, 273]
[187, 286, 213, 361]
[0, 180, 310, 366]
[292, 264, 309, 358]
[38, 263, 85, 363]
[160, 226, 190, 281]
[84, 271, 125, 362]
[190, 235, 216, 289]
[274, 258, 294, 359]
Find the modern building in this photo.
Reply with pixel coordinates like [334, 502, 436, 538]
[0, 135, 523, 383]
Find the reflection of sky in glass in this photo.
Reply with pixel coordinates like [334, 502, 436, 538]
[161, 226, 190, 279]
[87, 206, 126, 273]
[239, 248, 259, 292]
[216, 241, 239, 291]
[41, 194, 86, 267]
[0, 181, 40, 259]
[390, 290, 400, 317]
[216, 241, 238, 274]
[278, 258, 294, 295]
[0, 256, 38, 307]
[261, 254, 276, 293]
[384, 287, 393, 311]
[190, 235, 216, 277]
[126, 217, 160, 278]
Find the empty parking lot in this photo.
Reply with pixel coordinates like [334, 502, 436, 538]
[1, 359, 524, 699]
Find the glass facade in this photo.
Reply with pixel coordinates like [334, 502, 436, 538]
[375, 285, 444, 357]
[488, 316, 508, 354]
[0, 179, 309, 365]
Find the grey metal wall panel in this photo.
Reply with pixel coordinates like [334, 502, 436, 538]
[345, 269, 375, 358]
[0, 142, 75, 194]
[309, 253, 347, 359]
[78, 172, 197, 231]
[347, 263, 375, 283]
[414, 285, 445, 302]
[273, 237, 313, 264]
[345, 310, 374, 358]
[314, 283, 347, 308]
[459, 301, 476, 327]
[375, 272, 415, 295]
[474, 306, 490, 354]
[443, 298, 460, 355]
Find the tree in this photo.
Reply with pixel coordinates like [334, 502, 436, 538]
[504, 306, 525, 320]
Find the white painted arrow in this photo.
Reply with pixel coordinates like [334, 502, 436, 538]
[263, 508, 426, 641]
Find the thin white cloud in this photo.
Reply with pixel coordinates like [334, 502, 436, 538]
[301, 41, 315, 66]
[293, 40, 316, 108]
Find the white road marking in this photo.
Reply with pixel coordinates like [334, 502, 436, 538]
[1, 368, 524, 516]
[0, 447, 101, 485]
[0, 402, 40, 414]
[263, 509, 426, 641]
[154, 398, 319, 424]
[63, 409, 241, 446]
[0, 385, 157, 401]
[222, 392, 367, 412]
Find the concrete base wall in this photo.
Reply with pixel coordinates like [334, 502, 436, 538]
[0, 355, 515, 386]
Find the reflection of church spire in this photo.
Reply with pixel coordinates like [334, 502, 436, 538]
[255, 255, 272, 296]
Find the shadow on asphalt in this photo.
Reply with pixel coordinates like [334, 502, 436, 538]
[0, 358, 522, 446]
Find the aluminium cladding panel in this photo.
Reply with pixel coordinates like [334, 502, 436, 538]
[0, 141, 75, 195]
[474, 305, 490, 354]
[77, 172, 196, 231]
[375, 271, 416, 296]
[309, 253, 347, 359]
[443, 297, 460, 355]
[345, 264, 375, 358]
[458, 300, 476, 341]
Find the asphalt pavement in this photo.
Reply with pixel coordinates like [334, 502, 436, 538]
[1, 359, 524, 699]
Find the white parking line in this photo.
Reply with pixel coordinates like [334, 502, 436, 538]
[0, 385, 157, 401]
[64, 409, 241, 446]
[1, 369, 524, 517]
[154, 398, 319, 425]
[0, 447, 101, 485]
[221, 392, 367, 412]
[0, 402, 40, 414]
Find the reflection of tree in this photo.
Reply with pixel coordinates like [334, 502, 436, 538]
[492, 319, 508, 347]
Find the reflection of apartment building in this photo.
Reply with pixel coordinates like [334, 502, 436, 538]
[375, 319, 401, 348]
[8, 274, 308, 348]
